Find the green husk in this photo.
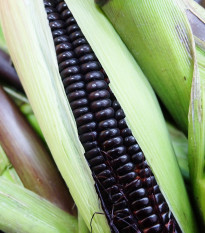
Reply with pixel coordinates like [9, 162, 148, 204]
[167, 122, 189, 181]
[0, 177, 77, 233]
[100, 0, 195, 133]
[0, 145, 22, 185]
[188, 37, 205, 224]
[0, 0, 196, 232]
[0, 22, 7, 52]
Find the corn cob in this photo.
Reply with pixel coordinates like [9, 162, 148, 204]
[0, 0, 196, 232]
[43, 1, 182, 232]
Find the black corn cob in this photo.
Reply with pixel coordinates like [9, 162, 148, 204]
[44, 1, 181, 232]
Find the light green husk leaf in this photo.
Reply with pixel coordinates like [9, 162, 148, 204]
[188, 39, 205, 224]
[0, 0, 196, 232]
[167, 123, 189, 181]
[0, 21, 7, 52]
[0, 177, 77, 233]
[101, 0, 196, 133]
[0, 145, 23, 185]
[77, 213, 89, 233]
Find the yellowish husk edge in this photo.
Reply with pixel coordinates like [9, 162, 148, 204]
[0, 0, 196, 232]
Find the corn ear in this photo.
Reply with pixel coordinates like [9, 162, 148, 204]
[0, 0, 196, 232]
[99, 0, 196, 133]
[0, 177, 77, 233]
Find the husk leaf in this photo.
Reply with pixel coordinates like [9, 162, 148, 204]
[100, 0, 196, 133]
[0, 177, 77, 233]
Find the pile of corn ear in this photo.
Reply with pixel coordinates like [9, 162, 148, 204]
[0, 0, 204, 232]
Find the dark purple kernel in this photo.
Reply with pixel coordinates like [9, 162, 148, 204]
[145, 224, 162, 233]
[124, 136, 136, 147]
[66, 81, 84, 92]
[83, 141, 98, 151]
[102, 136, 123, 150]
[111, 155, 130, 168]
[78, 121, 96, 134]
[118, 119, 128, 130]
[52, 29, 66, 38]
[97, 169, 112, 180]
[113, 200, 127, 211]
[90, 99, 112, 112]
[106, 185, 119, 195]
[68, 29, 83, 40]
[95, 108, 114, 121]
[107, 146, 127, 158]
[98, 118, 117, 131]
[131, 198, 150, 209]
[112, 193, 123, 202]
[56, 2, 67, 12]
[99, 128, 120, 142]
[72, 107, 89, 118]
[72, 38, 87, 48]
[85, 71, 104, 82]
[67, 90, 86, 101]
[125, 179, 142, 192]
[47, 12, 60, 21]
[89, 90, 110, 101]
[63, 74, 83, 85]
[56, 42, 72, 53]
[112, 100, 120, 110]
[54, 35, 69, 45]
[61, 66, 80, 78]
[132, 152, 144, 164]
[92, 164, 107, 174]
[139, 214, 158, 228]
[89, 156, 105, 167]
[158, 202, 169, 214]
[81, 61, 101, 73]
[119, 172, 137, 184]
[138, 168, 152, 178]
[117, 162, 135, 175]
[121, 128, 132, 138]
[61, 9, 72, 19]
[46, 7, 57, 14]
[86, 80, 107, 93]
[49, 20, 65, 30]
[84, 148, 101, 160]
[79, 131, 97, 143]
[79, 53, 96, 63]
[59, 58, 78, 71]
[135, 207, 153, 220]
[102, 177, 116, 188]
[154, 193, 164, 204]
[57, 51, 75, 63]
[67, 24, 79, 33]
[70, 98, 88, 110]
[44, 0, 56, 7]
[115, 109, 125, 120]
[76, 113, 93, 127]
[128, 144, 141, 155]
[128, 188, 146, 200]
